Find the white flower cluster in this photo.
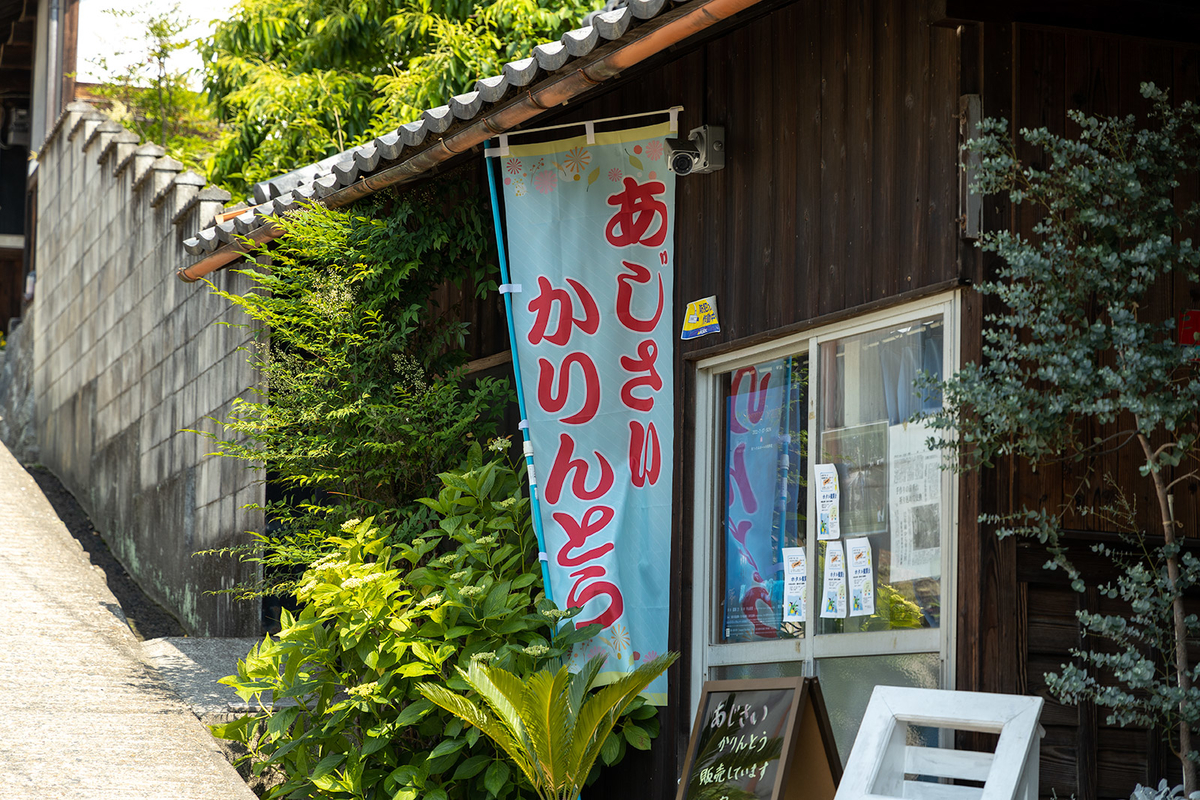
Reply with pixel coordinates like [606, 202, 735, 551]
[487, 438, 509, 453]
[341, 518, 363, 531]
[417, 593, 443, 608]
[450, 570, 470, 582]
[474, 535, 497, 546]
[313, 559, 350, 575]
[540, 609, 570, 620]
[522, 644, 549, 657]
[470, 651, 497, 662]
[342, 572, 386, 590]
[437, 554, 458, 565]
[459, 585, 485, 598]
[347, 681, 379, 697]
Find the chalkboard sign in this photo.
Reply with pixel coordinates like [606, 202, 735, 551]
[676, 678, 841, 800]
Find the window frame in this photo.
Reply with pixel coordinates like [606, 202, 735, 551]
[688, 291, 961, 716]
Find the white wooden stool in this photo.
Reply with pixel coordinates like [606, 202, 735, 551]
[833, 686, 1044, 800]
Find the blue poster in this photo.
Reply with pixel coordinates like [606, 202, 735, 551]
[497, 123, 675, 702]
[723, 357, 804, 641]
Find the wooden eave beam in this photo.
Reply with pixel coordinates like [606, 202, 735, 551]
[6, 19, 32, 45]
[931, 0, 1200, 43]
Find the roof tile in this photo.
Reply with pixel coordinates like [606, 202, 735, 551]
[503, 57, 539, 87]
[421, 105, 454, 133]
[450, 91, 484, 120]
[475, 74, 509, 103]
[533, 40, 569, 72]
[562, 26, 599, 57]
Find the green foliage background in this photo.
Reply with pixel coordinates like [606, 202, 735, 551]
[85, 2, 220, 175]
[200, 0, 595, 195]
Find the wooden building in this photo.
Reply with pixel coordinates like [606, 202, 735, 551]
[180, 0, 1200, 796]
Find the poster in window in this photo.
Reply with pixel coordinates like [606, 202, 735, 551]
[819, 422, 888, 537]
[723, 358, 803, 642]
[887, 422, 942, 581]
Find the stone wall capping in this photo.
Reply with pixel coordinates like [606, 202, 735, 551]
[177, 186, 233, 226]
[43, 101, 94, 149]
[131, 144, 169, 191]
[66, 108, 107, 141]
[99, 131, 140, 167]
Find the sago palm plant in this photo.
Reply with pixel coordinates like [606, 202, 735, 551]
[419, 652, 678, 800]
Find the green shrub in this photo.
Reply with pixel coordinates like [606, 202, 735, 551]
[213, 448, 660, 799]
[202, 175, 510, 595]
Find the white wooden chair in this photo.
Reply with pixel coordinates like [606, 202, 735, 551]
[833, 686, 1044, 800]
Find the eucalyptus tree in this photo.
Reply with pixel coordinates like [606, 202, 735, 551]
[918, 86, 1200, 790]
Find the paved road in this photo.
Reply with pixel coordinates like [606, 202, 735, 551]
[0, 441, 256, 799]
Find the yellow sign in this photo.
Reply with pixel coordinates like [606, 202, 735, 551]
[681, 295, 720, 340]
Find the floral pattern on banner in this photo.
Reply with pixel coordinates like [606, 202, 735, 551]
[505, 139, 668, 198]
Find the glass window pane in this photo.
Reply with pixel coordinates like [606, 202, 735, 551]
[814, 652, 942, 765]
[816, 317, 944, 635]
[718, 354, 808, 643]
[711, 661, 806, 681]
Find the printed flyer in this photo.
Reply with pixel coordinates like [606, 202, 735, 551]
[847, 537, 875, 617]
[887, 422, 942, 582]
[814, 464, 840, 541]
[820, 541, 846, 619]
[781, 546, 806, 623]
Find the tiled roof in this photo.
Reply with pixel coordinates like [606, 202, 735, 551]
[179, 0, 760, 280]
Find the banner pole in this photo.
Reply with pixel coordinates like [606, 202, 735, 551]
[485, 148, 555, 606]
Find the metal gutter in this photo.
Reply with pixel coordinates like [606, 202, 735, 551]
[177, 0, 764, 283]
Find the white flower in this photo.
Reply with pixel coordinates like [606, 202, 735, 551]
[523, 645, 549, 657]
[471, 651, 497, 662]
[417, 593, 443, 608]
[459, 585, 484, 598]
[342, 573, 386, 590]
[474, 535, 497, 546]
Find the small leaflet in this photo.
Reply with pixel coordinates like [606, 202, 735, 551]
[820, 541, 846, 619]
[681, 295, 721, 340]
[814, 464, 841, 540]
[781, 546, 807, 623]
[847, 537, 875, 617]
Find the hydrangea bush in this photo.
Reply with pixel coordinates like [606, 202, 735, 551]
[213, 446, 661, 799]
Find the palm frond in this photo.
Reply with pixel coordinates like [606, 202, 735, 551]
[417, 682, 540, 788]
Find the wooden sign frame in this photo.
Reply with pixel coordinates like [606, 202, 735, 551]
[676, 677, 843, 800]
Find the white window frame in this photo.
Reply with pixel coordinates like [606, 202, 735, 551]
[689, 290, 961, 717]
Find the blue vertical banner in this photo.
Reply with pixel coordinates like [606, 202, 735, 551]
[722, 358, 798, 642]
[495, 122, 675, 703]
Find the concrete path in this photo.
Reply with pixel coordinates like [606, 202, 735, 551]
[0, 440, 257, 799]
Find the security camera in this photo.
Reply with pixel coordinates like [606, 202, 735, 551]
[667, 125, 725, 175]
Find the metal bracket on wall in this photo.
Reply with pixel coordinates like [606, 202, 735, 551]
[959, 93, 983, 240]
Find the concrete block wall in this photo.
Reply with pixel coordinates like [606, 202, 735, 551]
[28, 102, 262, 636]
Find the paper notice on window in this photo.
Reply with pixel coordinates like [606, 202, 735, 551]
[814, 463, 841, 540]
[847, 537, 875, 617]
[888, 422, 942, 581]
[781, 546, 807, 623]
[820, 541, 846, 619]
